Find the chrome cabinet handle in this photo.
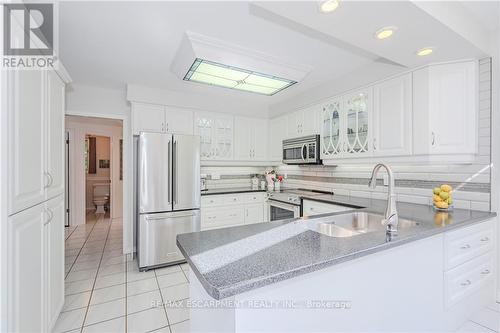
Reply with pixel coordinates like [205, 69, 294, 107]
[481, 269, 490, 275]
[431, 132, 436, 146]
[480, 237, 489, 242]
[44, 172, 52, 188]
[373, 138, 377, 151]
[460, 244, 471, 250]
[460, 280, 471, 286]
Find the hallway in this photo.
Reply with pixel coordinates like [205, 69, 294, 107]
[54, 213, 190, 333]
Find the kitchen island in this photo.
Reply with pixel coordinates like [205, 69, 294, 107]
[177, 199, 497, 332]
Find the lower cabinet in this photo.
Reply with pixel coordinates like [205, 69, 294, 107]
[201, 192, 268, 230]
[302, 199, 352, 217]
[7, 195, 65, 332]
[443, 220, 495, 308]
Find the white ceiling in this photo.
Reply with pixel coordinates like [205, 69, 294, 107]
[59, 1, 375, 111]
[460, 1, 500, 32]
[59, 1, 497, 115]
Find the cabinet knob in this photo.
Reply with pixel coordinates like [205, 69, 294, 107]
[460, 244, 471, 250]
[481, 269, 490, 275]
[480, 237, 489, 242]
[431, 132, 436, 146]
[373, 138, 377, 151]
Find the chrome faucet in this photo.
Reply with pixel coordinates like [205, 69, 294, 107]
[369, 163, 398, 234]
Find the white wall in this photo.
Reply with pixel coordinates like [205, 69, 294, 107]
[66, 116, 123, 225]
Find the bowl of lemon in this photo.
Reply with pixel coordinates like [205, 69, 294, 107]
[433, 184, 453, 211]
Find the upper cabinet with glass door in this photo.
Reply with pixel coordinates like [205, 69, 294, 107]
[321, 89, 372, 160]
[343, 89, 371, 157]
[194, 111, 234, 160]
[321, 97, 343, 158]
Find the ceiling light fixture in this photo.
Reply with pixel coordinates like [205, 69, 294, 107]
[416, 47, 434, 56]
[375, 26, 397, 40]
[320, 0, 340, 13]
[183, 58, 297, 96]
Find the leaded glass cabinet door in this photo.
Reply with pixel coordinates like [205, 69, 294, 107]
[194, 116, 214, 159]
[213, 117, 233, 159]
[343, 89, 371, 156]
[321, 98, 343, 158]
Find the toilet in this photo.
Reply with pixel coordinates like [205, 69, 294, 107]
[93, 183, 110, 214]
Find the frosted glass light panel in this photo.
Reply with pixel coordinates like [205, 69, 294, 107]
[184, 58, 296, 96]
[345, 91, 369, 154]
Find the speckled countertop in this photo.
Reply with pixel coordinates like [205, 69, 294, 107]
[201, 187, 267, 196]
[177, 195, 496, 300]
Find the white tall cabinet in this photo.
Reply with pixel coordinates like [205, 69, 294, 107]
[2, 67, 68, 333]
[413, 61, 477, 156]
[372, 73, 413, 156]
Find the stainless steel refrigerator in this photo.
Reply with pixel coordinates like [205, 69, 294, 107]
[135, 132, 201, 270]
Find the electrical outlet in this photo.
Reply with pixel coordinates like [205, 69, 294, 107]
[211, 173, 221, 180]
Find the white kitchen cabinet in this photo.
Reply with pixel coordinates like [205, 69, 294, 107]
[269, 115, 287, 161]
[286, 106, 320, 138]
[321, 88, 372, 159]
[165, 106, 193, 134]
[244, 204, 265, 224]
[46, 70, 66, 200]
[7, 201, 45, 333]
[7, 69, 66, 216]
[194, 111, 234, 160]
[45, 195, 65, 330]
[373, 73, 412, 156]
[413, 61, 477, 156]
[201, 192, 267, 230]
[234, 116, 268, 161]
[7, 195, 65, 333]
[7, 70, 46, 215]
[132, 102, 165, 134]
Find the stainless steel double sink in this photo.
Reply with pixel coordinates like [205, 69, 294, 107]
[307, 212, 420, 238]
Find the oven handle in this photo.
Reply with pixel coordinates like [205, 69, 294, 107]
[268, 199, 300, 212]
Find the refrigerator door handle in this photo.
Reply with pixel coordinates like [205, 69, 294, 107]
[167, 140, 171, 203]
[173, 140, 177, 205]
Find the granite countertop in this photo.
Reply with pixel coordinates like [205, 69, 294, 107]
[201, 187, 267, 196]
[177, 196, 496, 300]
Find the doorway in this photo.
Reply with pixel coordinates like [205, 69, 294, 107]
[65, 115, 123, 226]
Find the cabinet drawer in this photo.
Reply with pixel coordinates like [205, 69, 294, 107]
[444, 220, 494, 270]
[241, 193, 266, 204]
[201, 207, 244, 230]
[444, 252, 494, 308]
[201, 196, 225, 207]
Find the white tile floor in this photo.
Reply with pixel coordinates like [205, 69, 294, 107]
[56, 212, 500, 333]
[54, 212, 190, 333]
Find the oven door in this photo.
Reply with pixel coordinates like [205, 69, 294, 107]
[268, 200, 300, 221]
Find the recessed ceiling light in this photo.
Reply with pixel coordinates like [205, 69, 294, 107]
[375, 26, 397, 40]
[416, 47, 434, 56]
[320, 0, 340, 13]
[183, 58, 297, 96]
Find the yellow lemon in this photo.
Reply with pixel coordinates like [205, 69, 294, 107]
[435, 201, 449, 209]
[433, 195, 442, 202]
[440, 184, 452, 192]
[439, 191, 450, 200]
[447, 197, 453, 205]
[433, 187, 441, 195]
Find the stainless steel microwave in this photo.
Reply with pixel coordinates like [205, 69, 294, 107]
[282, 135, 321, 165]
